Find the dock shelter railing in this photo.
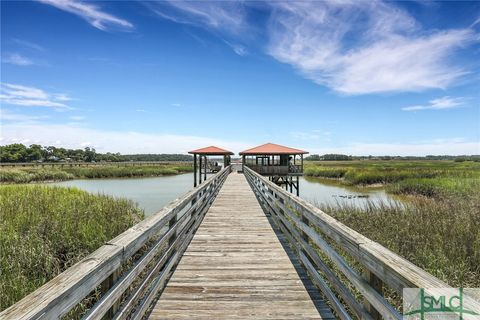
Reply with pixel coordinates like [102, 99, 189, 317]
[0, 166, 231, 320]
[244, 164, 302, 176]
[244, 166, 477, 319]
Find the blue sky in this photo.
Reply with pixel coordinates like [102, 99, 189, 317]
[1, 0, 479, 155]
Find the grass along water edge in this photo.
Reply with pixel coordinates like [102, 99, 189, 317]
[0, 185, 144, 311]
[319, 193, 480, 288]
[304, 160, 480, 197]
[306, 160, 480, 295]
[0, 163, 194, 184]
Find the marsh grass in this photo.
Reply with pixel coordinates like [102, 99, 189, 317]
[303, 160, 480, 314]
[320, 193, 480, 289]
[0, 185, 144, 311]
[0, 169, 74, 183]
[304, 167, 348, 178]
[304, 160, 480, 197]
[387, 177, 480, 198]
[0, 164, 193, 183]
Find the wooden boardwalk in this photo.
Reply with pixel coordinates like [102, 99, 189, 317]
[2, 167, 460, 320]
[150, 172, 331, 319]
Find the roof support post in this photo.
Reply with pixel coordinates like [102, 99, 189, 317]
[199, 156, 202, 184]
[301, 154, 304, 172]
[204, 156, 207, 181]
[193, 154, 197, 187]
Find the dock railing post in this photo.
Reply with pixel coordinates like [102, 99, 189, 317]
[168, 211, 178, 248]
[363, 270, 383, 320]
[100, 268, 121, 319]
[294, 200, 310, 258]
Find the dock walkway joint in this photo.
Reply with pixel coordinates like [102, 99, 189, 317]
[150, 172, 330, 319]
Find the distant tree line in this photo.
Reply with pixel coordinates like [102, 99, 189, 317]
[306, 154, 352, 161]
[305, 153, 480, 161]
[120, 154, 193, 162]
[0, 144, 193, 163]
[2, 144, 478, 163]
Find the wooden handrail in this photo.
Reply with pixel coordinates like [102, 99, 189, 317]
[0, 166, 231, 320]
[243, 166, 461, 319]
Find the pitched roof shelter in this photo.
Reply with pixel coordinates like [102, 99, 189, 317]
[239, 143, 308, 155]
[240, 143, 308, 196]
[189, 146, 233, 187]
[188, 146, 234, 155]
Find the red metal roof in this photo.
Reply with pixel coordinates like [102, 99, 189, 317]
[239, 143, 308, 155]
[188, 146, 234, 155]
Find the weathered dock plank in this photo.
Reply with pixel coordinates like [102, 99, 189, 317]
[149, 172, 331, 319]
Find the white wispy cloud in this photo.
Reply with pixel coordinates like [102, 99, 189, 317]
[36, 0, 133, 31]
[0, 123, 250, 154]
[13, 39, 45, 51]
[147, 1, 246, 34]
[291, 130, 333, 141]
[148, 1, 478, 94]
[223, 40, 248, 56]
[0, 83, 72, 110]
[267, 1, 476, 94]
[146, 1, 248, 55]
[2, 53, 34, 66]
[69, 115, 85, 121]
[471, 16, 480, 28]
[291, 131, 320, 140]
[1, 121, 476, 155]
[0, 109, 49, 123]
[171, 103, 181, 107]
[402, 96, 466, 111]
[54, 93, 72, 101]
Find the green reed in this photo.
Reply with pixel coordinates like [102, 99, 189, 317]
[0, 185, 144, 311]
